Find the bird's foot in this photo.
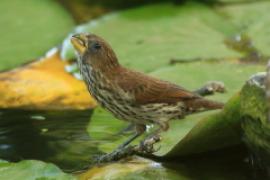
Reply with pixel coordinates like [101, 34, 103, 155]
[93, 135, 161, 164]
[194, 81, 226, 96]
[205, 81, 226, 93]
[137, 135, 161, 154]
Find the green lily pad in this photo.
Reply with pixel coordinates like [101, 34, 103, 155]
[0, 160, 76, 180]
[61, 2, 240, 72]
[159, 96, 240, 157]
[0, 0, 74, 71]
[218, 1, 270, 55]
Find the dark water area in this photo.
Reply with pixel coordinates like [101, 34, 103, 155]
[159, 146, 269, 180]
[0, 109, 98, 172]
[0, 109, 269, 179]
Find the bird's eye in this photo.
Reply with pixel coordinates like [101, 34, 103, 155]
[91, 42, 102, 51]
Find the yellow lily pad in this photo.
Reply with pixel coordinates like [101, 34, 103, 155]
[0, 51, 96, 110]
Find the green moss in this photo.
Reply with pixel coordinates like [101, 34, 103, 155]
[240, 82, 270, 166]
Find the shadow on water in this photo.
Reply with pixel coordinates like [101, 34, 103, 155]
[159, 146, 269, 180]
[0, 109, 101, 172]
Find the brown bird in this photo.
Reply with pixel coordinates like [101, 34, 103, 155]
[71, 33, 224, 151]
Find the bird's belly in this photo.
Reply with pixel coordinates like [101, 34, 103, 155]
[90, 88, 136, 121]
[100, 97, 185, 125]
[138, 102, 185, 122]
[83, 72, 184, 124]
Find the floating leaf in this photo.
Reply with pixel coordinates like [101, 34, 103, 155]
[61, 2, 240, 72]
[218, 1, 270, 56]
[0, 0, 74, 71]
[0, 52, 96, 110]
[159, 96, 241, 157]
[0, 160, 75, 180]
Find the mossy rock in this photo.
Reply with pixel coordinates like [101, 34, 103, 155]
[240, 75, 270, 167]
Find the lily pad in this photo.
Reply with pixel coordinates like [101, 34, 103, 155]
[0, 52, 96, 110]
[218, 1, 270, 56]
[0, 0, 74, 71]
[61, 2, 240, 72]
[0, 160, 75, 180]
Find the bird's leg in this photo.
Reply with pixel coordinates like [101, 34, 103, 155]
[117, 123, 135, 135]
[138, 122, 168, 153]
[94, 124, 145, 164]
[117, 132, 141, 149]
[94, 124, 163, 164]
[117, 124, 146, 149]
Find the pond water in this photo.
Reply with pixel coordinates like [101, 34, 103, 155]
[0, 109, 268, 179]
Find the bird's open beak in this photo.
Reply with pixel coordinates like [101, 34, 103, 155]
[71, 34, 87, 54]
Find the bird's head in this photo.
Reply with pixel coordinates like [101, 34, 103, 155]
[71, 33, 119, 69]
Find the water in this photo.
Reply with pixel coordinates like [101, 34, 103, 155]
[0, 109, 268, 179]
[0, 109, 98, 171]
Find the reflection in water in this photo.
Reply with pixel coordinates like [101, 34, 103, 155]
[0, 109, 100, 172]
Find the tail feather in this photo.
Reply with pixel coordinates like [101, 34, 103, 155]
[185, 98, 224, 112]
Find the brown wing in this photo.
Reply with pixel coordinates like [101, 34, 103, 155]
[115, 68, 199, 105]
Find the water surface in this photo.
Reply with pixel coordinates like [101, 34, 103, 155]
[0, 109, 268, 179]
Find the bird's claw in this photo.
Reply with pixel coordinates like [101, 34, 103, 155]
[92, 135, 161, 164]
[138, 135, 161, 154]
[205, 81, 226, 93]
[194, 81, 226, 96]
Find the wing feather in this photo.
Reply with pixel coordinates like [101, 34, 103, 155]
[115, 68, 199, 105]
